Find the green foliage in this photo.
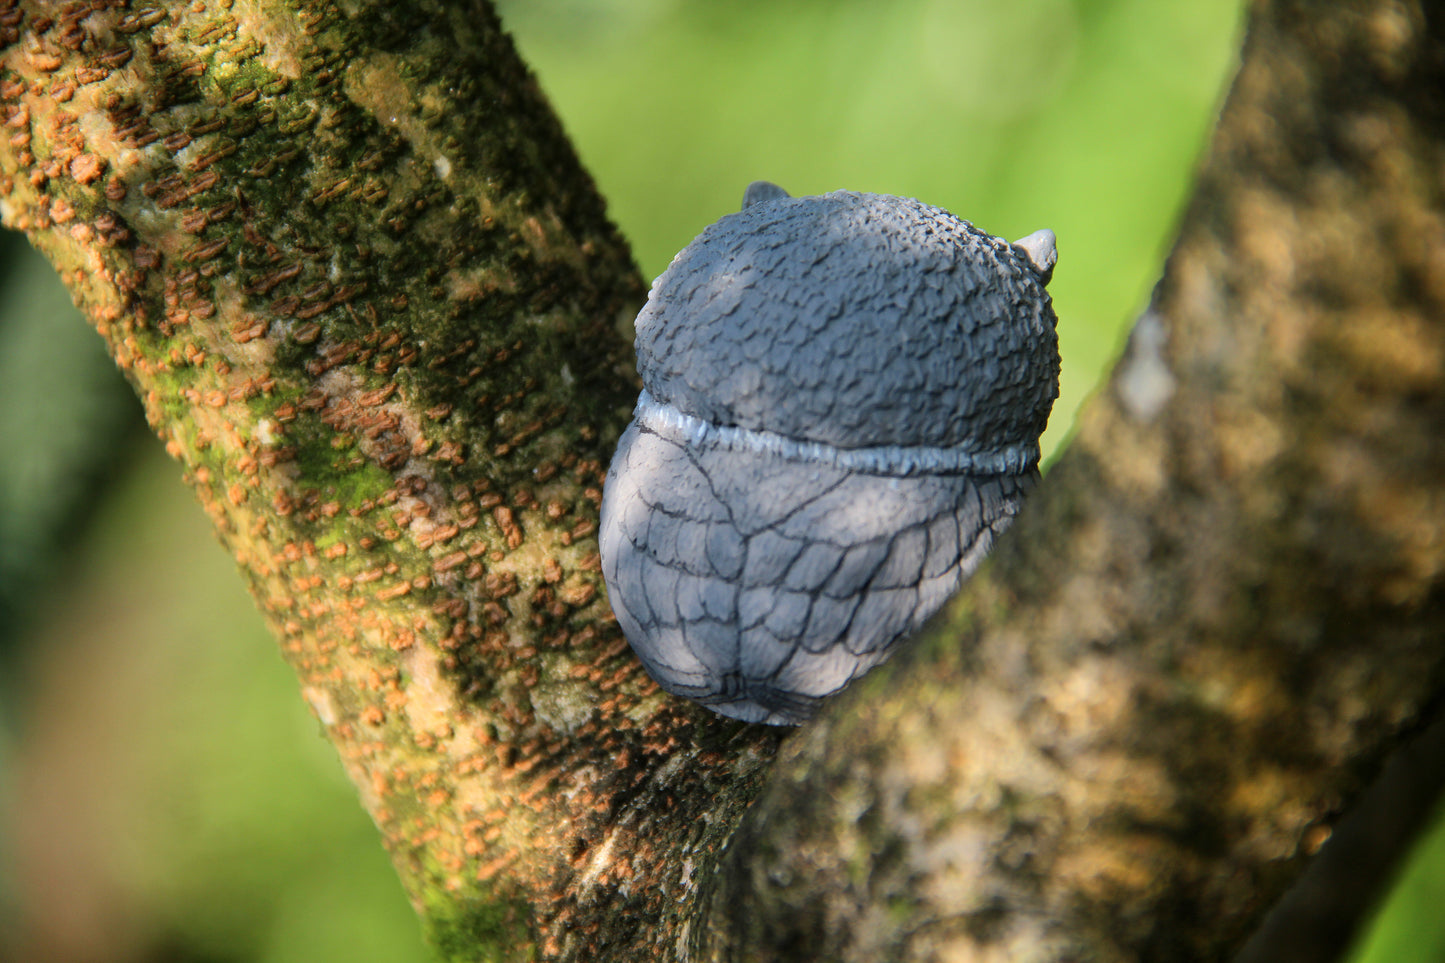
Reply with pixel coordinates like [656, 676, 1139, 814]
[1351, 802, 1445, 963]
[0, 233, 140, 651]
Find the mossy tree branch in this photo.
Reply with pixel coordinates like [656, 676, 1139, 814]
[0, 0, 784, 957]
[2, 1, 1443, 962]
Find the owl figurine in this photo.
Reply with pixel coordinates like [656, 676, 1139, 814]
[599, 183, 1059, 725]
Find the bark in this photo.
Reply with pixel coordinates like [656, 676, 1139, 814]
[1, 2, 1441, 963]
[0, 0, 782, 957]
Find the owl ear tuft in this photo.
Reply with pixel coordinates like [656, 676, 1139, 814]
[742, 181, 790, 210]
[1012, 229, 1057, 286]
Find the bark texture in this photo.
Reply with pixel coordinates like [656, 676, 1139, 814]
[0, 1, 783, 958]
[2, 0, 1443, 962]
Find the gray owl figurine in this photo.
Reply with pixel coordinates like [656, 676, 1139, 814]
[599, 183, 1059, 725]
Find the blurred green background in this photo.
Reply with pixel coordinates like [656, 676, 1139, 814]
[3, 1, 1442, 961]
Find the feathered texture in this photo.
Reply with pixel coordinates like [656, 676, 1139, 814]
[601, 186, 1059, 724]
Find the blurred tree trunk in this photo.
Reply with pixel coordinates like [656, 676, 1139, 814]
[1, 0, 1441, 961]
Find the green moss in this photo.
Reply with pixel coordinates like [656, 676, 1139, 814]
[251, 384, 305, 420]
[212, 56, 280, 99]
[143, 362, 208, 433]
[293, 441, 392, 509]
[421, 890, 537, 963]
[310, 518, 358, 553]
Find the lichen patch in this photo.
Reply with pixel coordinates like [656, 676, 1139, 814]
[344, 52, 448, 182]
[224, 0, 308, 79]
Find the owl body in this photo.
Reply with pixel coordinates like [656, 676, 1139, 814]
[599, 187, 1059, 725]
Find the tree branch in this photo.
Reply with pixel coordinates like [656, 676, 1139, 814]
[702, 1, 1445, 960]
[0, 1, 782, 957]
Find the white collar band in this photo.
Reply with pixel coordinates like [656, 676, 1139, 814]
[634, 390, 1038, 478]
